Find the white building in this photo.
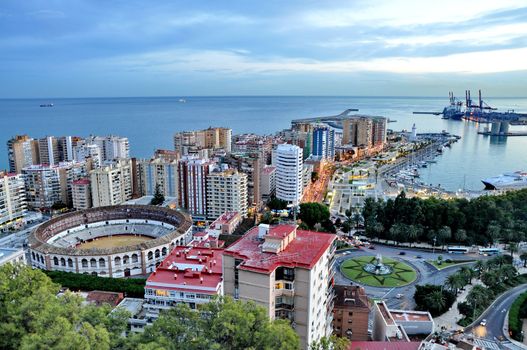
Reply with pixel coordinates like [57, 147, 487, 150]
[137, 158, 178, 198]
[90, 159, 133, 207]
[275, 144, 303, 205]
[22, 162, 87, 209]
[0, 247, 26, 266]
[206, 170, 248, 220]
[74, 143, 102, 168]
[0, 172, 27, 232]
[85, 135, 130, 162]
[72, 179, 92, 210]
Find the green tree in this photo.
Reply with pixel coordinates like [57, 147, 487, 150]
[425, 290, 446, 312]
[454, 229, 467, 243]
[299, 202, 330, 229]
[129, 296, 300, 350]
[0, 264, 128, 350]
[268, 197, 289, 210]
[310, 336, 349, 350]
[474, 260, 485, 278]
[150, 184, 165, 205]
[459, 266, 476, 285]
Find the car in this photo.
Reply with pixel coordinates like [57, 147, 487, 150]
[368, 245, 376, 250]
[399, 251, 406, 255]
[416, 255, 423, 259]
[395, 293, 404, 299]
[480, 319, 487, 326]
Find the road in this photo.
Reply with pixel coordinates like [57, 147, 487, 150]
[465, 283, 527, 350]
[334, 244, 482, 310]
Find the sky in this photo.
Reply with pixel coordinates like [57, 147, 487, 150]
[1, 0, 527, 97]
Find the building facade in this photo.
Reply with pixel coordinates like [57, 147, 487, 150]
[174, 127, 232, 155]
[332, 285, 370, 341]
[223, 224, 337, 349]
[72, 178, 92, 210]
[0, 172, 27, 232]
[0, 247, 26, 266]
[144, 246, 224, 318]
[312, 124, 335, 160]
[90, 159, 133, 207]
[206, 170, 248, 220]
[260, 166, 276, 201]
[275, 144, 303, 205]
[7, 135, 39, 174]
[178, 157, 213, 217]
[22, 162, 87, 209]
[137, 158, 178, 198]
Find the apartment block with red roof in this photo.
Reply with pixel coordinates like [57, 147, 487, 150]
[223, 224, 337, 349]
[144, 245, 223, 318]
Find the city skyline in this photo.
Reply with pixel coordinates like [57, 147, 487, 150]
[2, 0, 527, 97]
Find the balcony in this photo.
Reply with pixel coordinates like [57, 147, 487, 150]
[274, 280, 294, 297]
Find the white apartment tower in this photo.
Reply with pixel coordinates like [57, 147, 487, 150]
[206, 170, 248, 220]
[0, 172, 27, 231]
[90, 159, 133, 207]
[275, 144, 303, 205]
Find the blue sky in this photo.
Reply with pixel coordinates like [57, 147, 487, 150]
[1, 0, 527, 97]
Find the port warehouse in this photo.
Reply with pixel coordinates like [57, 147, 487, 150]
[28, 205, 193, 277]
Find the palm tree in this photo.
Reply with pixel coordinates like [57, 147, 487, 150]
[445, 274, 464, 294]
[474, 260, 485, 278]
[499, 264, 518, 282]
[425, 290, 446, 312]
[508, 242, 519, 259]
[459, 266, 475, 285]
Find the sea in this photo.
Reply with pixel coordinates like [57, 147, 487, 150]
[1, 96, 527, 191]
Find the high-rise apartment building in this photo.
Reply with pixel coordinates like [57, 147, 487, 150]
[178, 157, 214, 217]
[260, 166, 276, 201]
[90, 159, 133, 207]
[342, 116, 387, 149]
[223, 224, 337, 349]
[137, 158, 178, 198]
[223, 153, 262, 207]
[312, 124, 335, 160]
[7, 135, 39, 173]
[72, 178, 92, 210]
[22, 162, 87, 208]
[85, 135, 130, 162]
[0, 172, 27, 232]
[206, 170, 248, 220]
[38, 136, 60, 166]
[74, 143, 102, 168]
[174, 127, 232, 155]
[275, 144, 303, 205]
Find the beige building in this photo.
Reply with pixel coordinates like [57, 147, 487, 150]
[7, 135, 40, 174]
[206, 170, 248, 220]
[174, 127, 232, 155]
[90, 159, 133, 207]
[223, 224, 337, 349]
[72, 178, 92, 210]
[342, 116, 387, 149]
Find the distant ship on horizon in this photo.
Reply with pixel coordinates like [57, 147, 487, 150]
[39, 103, 54, 107]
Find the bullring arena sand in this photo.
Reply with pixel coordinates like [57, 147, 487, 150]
[76, 234, 153, 250]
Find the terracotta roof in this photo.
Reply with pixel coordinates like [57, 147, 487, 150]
[86, 290, 124, 307]
[224, 225, 335, 274]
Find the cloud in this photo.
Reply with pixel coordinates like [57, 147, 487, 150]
[27, 9, 65, 19]
[93, 46, 527, 76]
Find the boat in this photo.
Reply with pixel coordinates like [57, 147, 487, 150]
[40, 103, 54, 107]
[178, 99, 186, 103]
[442, 92, 464, 120]
[482, 171, 527, 190]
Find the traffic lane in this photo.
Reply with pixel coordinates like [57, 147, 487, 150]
[466, 284, 527, 340]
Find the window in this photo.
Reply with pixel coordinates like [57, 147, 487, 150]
[53, 257, 59, 265]
[81, 259, 88, 268]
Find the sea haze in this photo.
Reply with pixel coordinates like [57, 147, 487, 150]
[1, 96, 526, 191]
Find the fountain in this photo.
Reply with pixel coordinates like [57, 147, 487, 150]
[363, 254, 393, 275]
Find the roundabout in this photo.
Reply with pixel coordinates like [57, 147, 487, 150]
[340, 255, 417, 287]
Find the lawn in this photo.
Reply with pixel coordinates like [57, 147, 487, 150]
[340, 256, 417, 287]
[427, 259, 473, 270]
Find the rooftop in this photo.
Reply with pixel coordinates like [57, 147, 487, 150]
[261, 166, 276, 175]
[347, 341, 421, 350]
[390, 310, 433, 323]
[333, 285, 370, 309]
[72, 178, 90, 185]
[209, 211, 240, 227]
[146, 246, 223, 292]
[224, 224, 335, 274]
[86, 290, 124, 307]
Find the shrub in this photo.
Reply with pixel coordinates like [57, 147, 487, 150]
[509, 291, 527, 341]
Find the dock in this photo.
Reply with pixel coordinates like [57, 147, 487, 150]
[477, 131, 527, 137]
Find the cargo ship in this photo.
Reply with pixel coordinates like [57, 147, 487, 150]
[481, 171, 527, 190]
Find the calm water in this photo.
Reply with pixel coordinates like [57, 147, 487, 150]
[1, 96, 526, 191]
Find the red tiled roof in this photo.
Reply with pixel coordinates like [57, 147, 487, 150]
[267, 225, 296, 239]
[86, 290, 124, 307]
[348, 341, 421, 350]
[146, 246, 223, 293]
[224, 225, 336, 274]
